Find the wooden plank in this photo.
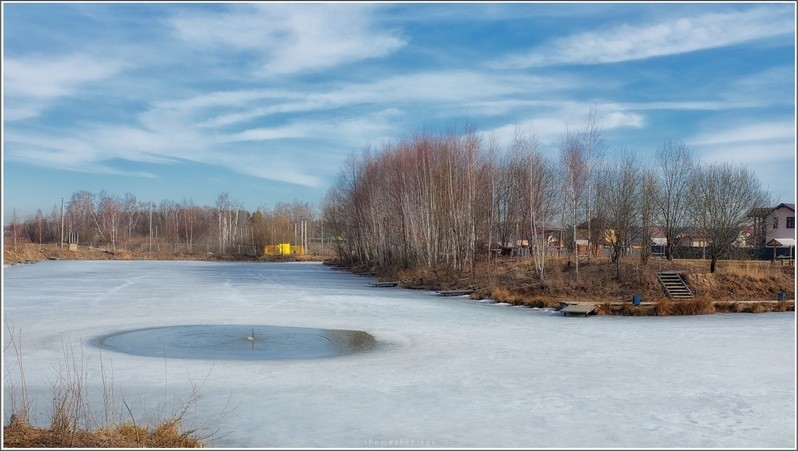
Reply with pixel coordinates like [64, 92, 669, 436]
[561, 304, 595, 316]
[370, 282, 398, 287]
[437, 289, 475, 296]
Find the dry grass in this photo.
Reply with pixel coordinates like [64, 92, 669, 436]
[671, 298, 716, 315]
[3, 242, 329, 266]
[387, 255, 794, 316]
[3, 419, 204, 448]
[3, 326, 227, 448]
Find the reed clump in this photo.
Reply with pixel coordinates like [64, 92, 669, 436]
[3, 325, 224, 448]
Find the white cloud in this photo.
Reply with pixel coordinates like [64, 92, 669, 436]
[496, 7, 794, 68]
[484, 104, 645, 149]
[723, 66, 796, 106]
[689, 120, 795, 164]
[215, 154, 325, 188]
[3, 53, 125, 120]
[228, 124, 309, 142]
[170, 3, 406, 76]
[169, 70, 574, 132]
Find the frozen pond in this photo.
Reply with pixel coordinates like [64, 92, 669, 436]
[93, 324, 376, 360]
[3, 261, 796, 448]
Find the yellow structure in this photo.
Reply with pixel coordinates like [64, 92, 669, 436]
[263, 243, 305, 256]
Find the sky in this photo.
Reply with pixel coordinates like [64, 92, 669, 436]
[2, 2, 796, 221]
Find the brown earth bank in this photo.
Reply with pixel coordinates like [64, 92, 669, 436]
[330, 254, 796, 316]
[2, 243, 326, 265]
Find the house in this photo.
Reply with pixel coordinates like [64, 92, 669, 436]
[765, 203, 795, 244]
[675, 229, 708, 248]
[733, 225, 756, 248]
[492, 221, 566, 257]
[762, 203, 795, 260]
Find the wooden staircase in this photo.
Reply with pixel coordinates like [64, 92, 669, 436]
[657, 271, 694, 300]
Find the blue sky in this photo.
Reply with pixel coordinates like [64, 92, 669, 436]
[2, 2, 796, 221]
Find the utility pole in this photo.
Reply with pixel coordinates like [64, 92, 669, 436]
[12, 209, 18, 251]
[149, 202, 153, 252]
[60, 197, 65, 250]
[303, 220, 307, 254]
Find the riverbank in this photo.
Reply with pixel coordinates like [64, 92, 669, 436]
[2, 243, 326, 265]
[329, 255, 796, 316]
[4, 243, 793, 315]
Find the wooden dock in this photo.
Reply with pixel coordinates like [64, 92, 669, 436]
[559, 301, 599, 317]
[437, 289, 475, 296]
[370, 282, 399, 287]
[560, 303, 596, 317]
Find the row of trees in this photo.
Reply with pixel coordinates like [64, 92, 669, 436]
[10, 192, 321, 255]
[8, 110, 771, 274]
[322, 111, 771, 276]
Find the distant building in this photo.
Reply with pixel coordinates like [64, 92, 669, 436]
[765, 203, 795, 244]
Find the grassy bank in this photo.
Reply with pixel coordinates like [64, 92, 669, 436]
[3, 242, 327, 265]
[334, 254, 796, 316]
[2, 327, 218, 448]
[3, 418, 204, 448]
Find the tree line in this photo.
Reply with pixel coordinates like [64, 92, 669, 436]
[321, 109, 771, 275]
[9, 192, 320, 255]
[8, 109, 772, 273]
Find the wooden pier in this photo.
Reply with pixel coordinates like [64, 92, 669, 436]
[370, 281, 398, 287]
[560, 303, 596, 317]
[436, 289, 475, 296]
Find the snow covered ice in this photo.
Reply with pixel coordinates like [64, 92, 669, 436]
[3, 260, 795, 448]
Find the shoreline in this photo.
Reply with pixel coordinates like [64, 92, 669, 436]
[4, 244, 794, 316]
[325, 260, 796, 317]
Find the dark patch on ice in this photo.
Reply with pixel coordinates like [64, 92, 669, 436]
[92, 324, 376, 361]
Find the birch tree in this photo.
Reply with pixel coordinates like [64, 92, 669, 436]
[559, 129, 588, 281]
[578, 106, 606, 260]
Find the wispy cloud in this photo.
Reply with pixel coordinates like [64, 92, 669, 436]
[690, 120, 795, 164]
[167, 70, 576, 131]
[485, 104, 645, 149]
[170, 3, 406, 76]
[723, 65, 796, 106]
[3, 53, 125, 120]
[496, 7, 794, 68]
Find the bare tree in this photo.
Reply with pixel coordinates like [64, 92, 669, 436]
[688, 162, 772, 273]
[121, 193, 140, 246]
[178, 198, 202, 252]
[559, 128, 588, 281]
[578, 106, 606, 260]
[655, 139, 696, 260]
[638, 168, 658, 267]
[66, 190, 97, 245]
[597, 151, 641, 278]
[493, 141, 525, 254]
[96, 191, 122, 250]
[250, 209, 269, 252]
[215, 193, 235, 252]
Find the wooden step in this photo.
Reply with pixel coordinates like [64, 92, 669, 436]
[657, 271, 694, 300]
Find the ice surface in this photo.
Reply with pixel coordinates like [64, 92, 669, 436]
[3, 261, 796, 448]
[93, 324, 376, 360]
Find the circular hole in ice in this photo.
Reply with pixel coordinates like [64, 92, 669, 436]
[92, 325, 376, 361]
